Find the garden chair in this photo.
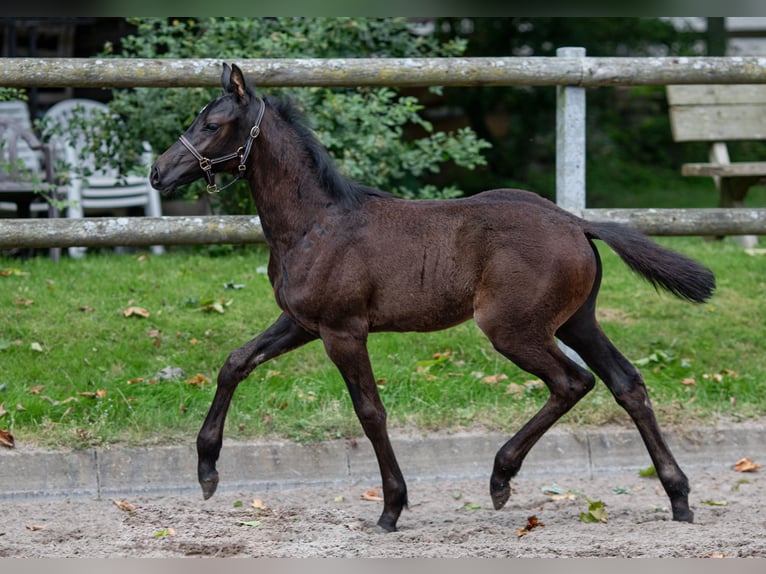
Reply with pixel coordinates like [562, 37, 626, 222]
[0, 112, 61, 261]
[42, 98, 164, 258]
[0, 100, 52, 217]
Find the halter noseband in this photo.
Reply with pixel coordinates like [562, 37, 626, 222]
[178, 97, 266, 193]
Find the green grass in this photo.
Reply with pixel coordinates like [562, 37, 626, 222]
[1, 233, 764, 450]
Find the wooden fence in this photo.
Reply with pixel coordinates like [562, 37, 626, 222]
[2, 55, 766, 249]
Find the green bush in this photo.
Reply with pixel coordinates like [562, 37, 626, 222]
[99, 17, 491, 211]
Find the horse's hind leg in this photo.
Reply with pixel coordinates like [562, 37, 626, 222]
[478, 320, 597, 511]
[557, 309, 693, 522]
[197, 312, 317, 499]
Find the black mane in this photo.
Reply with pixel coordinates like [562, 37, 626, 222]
[265, 96, 391, 208]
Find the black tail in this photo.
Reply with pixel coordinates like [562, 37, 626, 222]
[586, 221, 715, 304]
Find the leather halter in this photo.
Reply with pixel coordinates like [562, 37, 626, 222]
[178, 97, 266, 193]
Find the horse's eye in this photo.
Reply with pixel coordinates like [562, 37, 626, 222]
[204, 123, 219, 132]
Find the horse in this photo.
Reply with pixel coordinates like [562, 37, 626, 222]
[150, 63, 715, 532]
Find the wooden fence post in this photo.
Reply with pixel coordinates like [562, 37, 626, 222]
[556, 46, 587, 210]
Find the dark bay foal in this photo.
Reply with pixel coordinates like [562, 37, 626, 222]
[150, 63, 715, 532]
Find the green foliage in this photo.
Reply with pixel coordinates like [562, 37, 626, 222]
[0, 88, 25, 102]
[435, 18, 704, 194]
[98, 17, 489, 209]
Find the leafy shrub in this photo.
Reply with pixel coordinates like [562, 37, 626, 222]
[99, 17, 491, 211]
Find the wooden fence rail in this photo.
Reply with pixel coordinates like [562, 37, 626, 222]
[3, 56, 766, 248]
[3, 56, 766, 88]
[2, 209, 765, 250]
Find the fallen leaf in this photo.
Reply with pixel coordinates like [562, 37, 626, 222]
[731, 478, 751, 492]
[113, 500, 136, 512]
[238, 520, 262, 527]
[541, 484, 579, 500]
[680, 378, 696, 386]
[0, 403, 7, 417]
[30, 342, 44, 353]
[78, 305, 95, 312]
[361, 486, 384, 502]
[153, 528, 175, 538]
[77, 389, 106, 399]
[1, 268, 28, 277]
[733, 457, 761, 473]
[482, 373, 508, 385]
[14, 298, 33, 306]
[504, 382, 525, 397]
[123, 306, 150, 318]
[26, 525, 46, 531]
[517, 515, 544, 538]
[580, 499, 608, 523]
[0, 429, 14, 448]
[700, 499, 727, 507]
[463, 502, 483, 510]
[638, 465, 658, 477]
[251, 498, 266, 510]
[28, 385, 45, 395]
[186, 373, 211, 387]
[198, 298, 232, 314]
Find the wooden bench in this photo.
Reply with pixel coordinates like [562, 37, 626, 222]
[667, 84, 766, 246]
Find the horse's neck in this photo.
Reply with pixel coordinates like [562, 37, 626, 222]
[247, 123, 330, 252]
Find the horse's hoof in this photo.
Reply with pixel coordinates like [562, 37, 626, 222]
[199, 472, 219, 500]
[672, 508, 694, 523]
[376, 516, 398, 533]
[490, 481, 511, 510]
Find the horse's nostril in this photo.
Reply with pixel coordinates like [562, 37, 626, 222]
[150, 165, 161, 187]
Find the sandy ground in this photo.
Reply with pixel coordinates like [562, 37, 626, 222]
[1, 467, 763, 558]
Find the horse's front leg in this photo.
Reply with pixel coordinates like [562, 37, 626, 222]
[321, 326, 407, 532]
[197, 312, 317, 499]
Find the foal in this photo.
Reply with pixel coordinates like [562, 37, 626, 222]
[151, 63, 715, 532]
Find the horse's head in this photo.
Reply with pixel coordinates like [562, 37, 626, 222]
[150, 63, 264, 194]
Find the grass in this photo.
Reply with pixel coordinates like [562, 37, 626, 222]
[1, 230, 764, 450]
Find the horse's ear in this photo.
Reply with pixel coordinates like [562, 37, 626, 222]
[221, 63, 232, 91]
[223, 63, 251, 102]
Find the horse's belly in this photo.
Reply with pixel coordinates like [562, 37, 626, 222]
[368, 289, 474, 333]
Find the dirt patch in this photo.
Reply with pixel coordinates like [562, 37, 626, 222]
[2, 469, 763, 557]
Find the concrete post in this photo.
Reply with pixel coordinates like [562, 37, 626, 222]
[556, 47, 587, 367]
[556, 46, 587, 210]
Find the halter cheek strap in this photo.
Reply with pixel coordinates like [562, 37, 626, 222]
[178, 97, 266, 193]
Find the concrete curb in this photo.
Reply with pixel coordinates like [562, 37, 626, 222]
[1, 423, 764, 500]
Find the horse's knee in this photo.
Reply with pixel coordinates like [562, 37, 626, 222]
[218, 350, 249, 387]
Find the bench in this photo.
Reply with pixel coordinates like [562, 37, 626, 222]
[667, 84, 766, 246]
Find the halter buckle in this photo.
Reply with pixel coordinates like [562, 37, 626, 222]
[206, 182, 220, 194]
[199, 158, 212, 172]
